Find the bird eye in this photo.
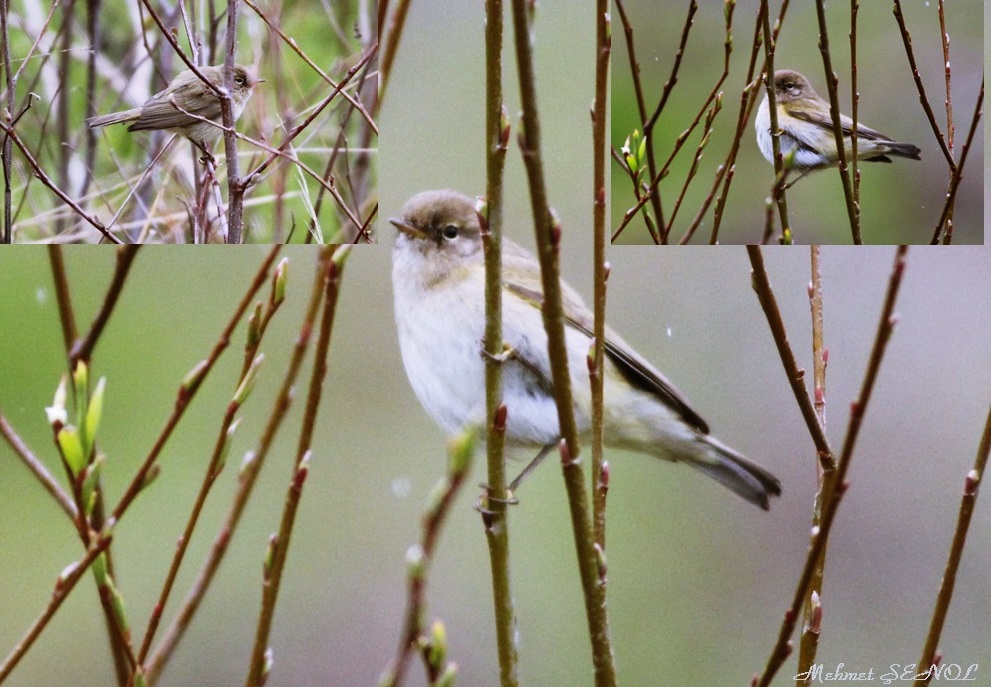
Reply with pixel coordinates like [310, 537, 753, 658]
[234, 76, 245, 86]
[442, 224, 459, 240]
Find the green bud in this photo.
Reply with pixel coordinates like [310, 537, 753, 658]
[272, 258, 288, 307]
[446, 428, 475, 476]
[72, 360, 88, 401]
[428, 619, 447, 668]
[232, 354, 264, 407]
[215, 419, 241, 476]
[58, 426, 86, 477]
[81, 453, 106, 517]
[181, 360, 210, 395]
[435, 663, 458, 687]
[246, 302, 263, 351]
[82, 377, 107, 457]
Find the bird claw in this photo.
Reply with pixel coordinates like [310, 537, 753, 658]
[473, 483, 519, 514]
[479, 341, 517, 364]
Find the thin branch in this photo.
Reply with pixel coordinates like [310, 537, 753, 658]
[109, 247, 281, 524]
[244, 246, 347, 686]
[0, 534, 114, 682]
[479, 0, 518, 683]
[796, 245, 828, 679]
[0, 120, 124, 243]
[70, 246, 141, 366]
[814, 0, 860, 243]
[380, 431, 475, 687]
[891, 0, 954, 169]
[758, 0, 792, 244]
[510, 1, 616, 683]
[913, 403, 991, 686]
[757, 246, 909, 687]
[746, 247, 834, 467]
[145, 256, 323, 683]
[590, 1, 610, 546]
[0, 414, 78, 520]
[930, 78, 982, 245]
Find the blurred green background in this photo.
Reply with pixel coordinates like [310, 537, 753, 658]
[1, 246, 989, 686]
[610, 0, 984, 244]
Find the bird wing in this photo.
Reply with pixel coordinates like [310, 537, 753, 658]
[503, 278, 710, 434]
[789, 105, 893, 141]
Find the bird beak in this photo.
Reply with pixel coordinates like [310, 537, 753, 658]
[389, 217, 427, 240]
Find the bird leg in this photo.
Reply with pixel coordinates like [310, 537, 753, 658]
[474, 440, 557, 513]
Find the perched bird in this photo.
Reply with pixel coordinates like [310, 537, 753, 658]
[755, 69, 921, 183]
[391, 189, 781, 509]
[87, 64, 261, 145]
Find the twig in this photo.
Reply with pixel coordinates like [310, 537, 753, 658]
[479, 0, 518, 683]
[706, 0, 787, 243]
[913, 404, 991, 686]
[378, 0, 410, 103]
[0, 414, 78, 521]
[814, 0, 860, 244]
[746, 247, 834, 466]
[795, 245, 828, 678]
[380, 431, 475, 687]
[109, 247, 281, 524]
[756, 246, 908, 687]
[510, 1, 616, 684]
[0, 534, 114, 682]
[47, 246, 77, 357]
[758, 0, 792, 244]
[145, 256, 322, 683]
[930, 78, 982, 245]
[244, 246, 347, 686]
[590, 1, 610, 546]
[69, 246, 141, 366]
[891, 0, 954, 169]
[221, 0, 244, 243]
[0, 120, 124, 243]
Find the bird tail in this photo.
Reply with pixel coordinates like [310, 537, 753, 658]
[86, 109, 139, 129]
[883, 140, 922, 160]
[685, 435, 781, 510]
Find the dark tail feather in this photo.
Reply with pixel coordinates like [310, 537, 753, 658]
[687, 436, 782, 510]
[885, 140, 922, 160]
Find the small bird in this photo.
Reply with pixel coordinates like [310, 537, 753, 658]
[86, 64, 262, 145]
[391, 190, 781, 509]
[755, 69, 921, 183]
